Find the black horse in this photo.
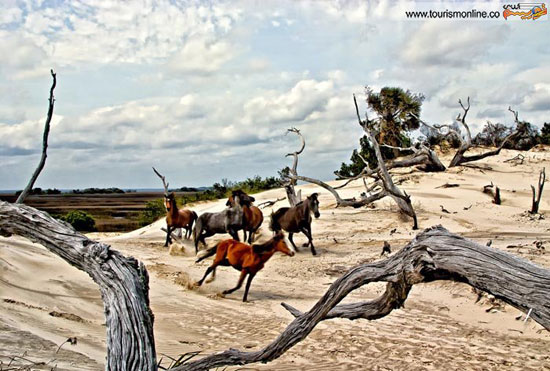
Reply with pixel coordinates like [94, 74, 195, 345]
[270, 193, 320, 255]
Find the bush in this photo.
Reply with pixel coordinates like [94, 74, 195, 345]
[139, 199, 166, 226]
[62, 210, 96, 231]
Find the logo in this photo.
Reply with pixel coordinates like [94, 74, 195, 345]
[503, 3, 547, 20]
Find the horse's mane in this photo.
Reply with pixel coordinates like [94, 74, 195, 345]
[269, 207, 289, 231]
[252, 234, 282, 254]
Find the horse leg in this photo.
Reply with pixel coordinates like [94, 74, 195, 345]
[242, 230, 248, 243]
[223, 270, 247, 296]
[288, 232, 299, 252]
[247, 229, 253, 244]
[229, 228, 240, 241]
[302, 225, 316, 256]
[197, 265, 214, 286]
[164, 224, 172, 247]
[205, 267, 217, 284]
[242, 272, 256, 302]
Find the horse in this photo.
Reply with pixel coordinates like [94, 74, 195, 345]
[226, 189, 264, 244]
[195, 231, 294, 302]
[163, 192, 197, 247]
[192, 195, 243, 254]
[269, 193, 320, 255]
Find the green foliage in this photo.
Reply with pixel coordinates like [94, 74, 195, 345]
[61, 210, 97, 231]
[14, 188, 61, 196]
[366, 86, 424, 151]
[139, 199, 166, 226]
[541, 123, 550, 145]
[71, 187, 125, 194]
[336, 135, 377, 178]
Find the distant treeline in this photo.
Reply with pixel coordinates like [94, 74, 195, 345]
[139, 175, 284, 226]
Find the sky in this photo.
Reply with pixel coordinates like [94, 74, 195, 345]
[0, 0, 548, 189]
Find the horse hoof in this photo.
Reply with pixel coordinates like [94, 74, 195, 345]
[302, 243, 309, 247]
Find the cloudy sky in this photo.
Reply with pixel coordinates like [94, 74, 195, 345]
[0, 0, 548, 190]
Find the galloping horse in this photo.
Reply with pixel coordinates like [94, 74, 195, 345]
[195, 231, 294, 302]
[164, 192, 197, 247]
[270, 193, 320, 255]
[226, 189, 264, 243]
[192, 195, 243, 254]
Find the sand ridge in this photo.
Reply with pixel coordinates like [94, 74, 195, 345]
[1, 148, 550, 370]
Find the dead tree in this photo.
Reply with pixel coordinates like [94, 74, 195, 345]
[382, 143, 446, 172]
[16, 70, 57, 204]
[283, 128, 304, 206]
[2, 204, 550, 370]
[417, 99, 522, 168]
[530, 168, 546, 214]
[153, 166, 170, 196]
[282, 128, 385, 208]
[0, 202, 156, 370]
[354, 95, 418, 229]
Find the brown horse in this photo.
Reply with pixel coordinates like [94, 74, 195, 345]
[164, 193, 197, 247]
[226, 189, 264, 243]
[195, 231, 294, 302]
[269, 193, 320, 255]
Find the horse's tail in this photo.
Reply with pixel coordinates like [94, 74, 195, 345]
[189, 211, 198, 231]
[269, 211, 280, 232]
[269, 207, 287, 231]
[195, 242, 218, 263]
[193, 215, 203, 250]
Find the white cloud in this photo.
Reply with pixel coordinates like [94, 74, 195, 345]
[166, 37, 237, 75]
[243, 79, 334, 125]
[401, 22, 510, 67]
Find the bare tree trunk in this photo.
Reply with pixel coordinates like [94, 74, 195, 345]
[530, 168, 546, 214]
[0, 201, 157, 370]
[174, 225, 550, 370]
[284, 128, 304, 206]
[354, 95, 418, 229]
[16, 70, 57, 204]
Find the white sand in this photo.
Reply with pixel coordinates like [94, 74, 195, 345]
[2, 147, 549, 370]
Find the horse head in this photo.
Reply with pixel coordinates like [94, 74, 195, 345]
[308, 193, 320, 219]
[165, 192, 176, 211]
[274, 231, 294, 257]
[226, 189, 255, 207]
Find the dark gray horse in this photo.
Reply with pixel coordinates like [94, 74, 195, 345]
[193, 196, 244, 254]
[270, 193, 320, 255]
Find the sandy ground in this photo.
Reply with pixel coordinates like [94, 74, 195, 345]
[2, 147, 550, 370]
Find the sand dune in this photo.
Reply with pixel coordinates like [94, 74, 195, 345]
[2, 148, 550, 370]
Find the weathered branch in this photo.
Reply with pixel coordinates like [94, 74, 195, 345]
[530, 168, 546, 214]
[153, 167, 169, 196]
[284, 128, 304, 206]
[176, 225, 550, 370]
[448, 103, 522, 168]
[483, 182, 501, 205]
[354, 95, 418, 229]
[257, 197, 286, 209]
[0, 202, 157, 370]
[16, 70, 57, 204]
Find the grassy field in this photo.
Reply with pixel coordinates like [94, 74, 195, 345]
[0, 192, 193, 232]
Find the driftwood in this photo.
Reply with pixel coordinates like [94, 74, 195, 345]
[174, 225, 550, 370]
[436, 183, 459, 189]
[257, 197, 286, 209]
[483, 182, 501, 205]
[382, 143, 446, 172]
[504, 153, 525, 166]
[16, 70, 57, 204]
[0, 201, 156, 370]
[530, 168, 546, 214]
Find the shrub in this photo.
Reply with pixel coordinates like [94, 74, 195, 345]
[139, 199, 166, 226]
[62, 210, 96, 231]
